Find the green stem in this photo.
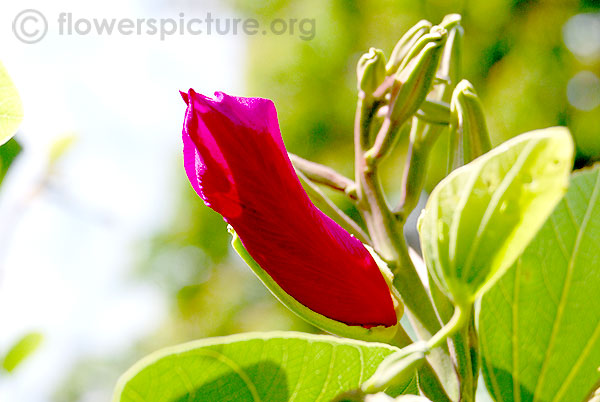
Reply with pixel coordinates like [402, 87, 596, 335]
[451, 312, 477, 402]
[289, 153, 358, 201]
[296, 170, 371, 245]
[353, 96, 441, 338]
[365, 117, 404, 163]
[427, 304, 471, 351]
[391, 236, 442, 339]
[354, 94, 377, 208]
[361, 166, 402, 259]
[386, 325, 454, 402]
[396, 119, 427, 219]
[354, 94, 397, 256]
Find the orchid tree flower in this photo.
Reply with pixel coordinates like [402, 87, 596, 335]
[181, 89, 402, 342]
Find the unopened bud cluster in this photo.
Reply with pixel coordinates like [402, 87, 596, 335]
[355, 14, 491, 170]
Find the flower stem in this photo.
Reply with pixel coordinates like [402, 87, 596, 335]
[289, 153, 358, 201]
[391, 236, 442, 339]
[427, 303, 471, 351]
[451, 313, 479, 402]
[295, 170, 371, 245]
[386, 326, 454, 402]
[354, 94, 441, 339]
[395, 118, 432, 218]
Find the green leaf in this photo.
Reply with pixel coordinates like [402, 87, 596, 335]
[0, 138, 22, 187]
[0, 61, 24, 146]
[418, 127, 574, 306]
[479, 166, 600, 402]
[1, 332, 43, 373]
[113, 332, 417, 402]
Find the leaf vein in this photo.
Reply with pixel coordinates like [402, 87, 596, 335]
[480, 332, 507, 402]
[532, 170, 600, 401]
[315, 345, 337, 401]
[513, 258, 522, 402]
[461, 140, 538, 280]
[552, 320, 600, 401]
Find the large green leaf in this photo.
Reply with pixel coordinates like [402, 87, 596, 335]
[479, 166, 600, 402]
[0, 61, 23, 146]
[418, 127, 573, 306]
[113, 332, 417, 402]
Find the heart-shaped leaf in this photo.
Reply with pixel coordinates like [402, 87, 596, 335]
[479, 166, 600, 402]
[113, 332, 417, 402]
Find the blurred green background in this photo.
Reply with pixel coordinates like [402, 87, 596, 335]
[2, 0, 599, 400]
[148, 0, 600, 343]
[92, 0, 600, 399]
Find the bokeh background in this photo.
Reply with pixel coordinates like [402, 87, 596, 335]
[0, 0, 599, 400]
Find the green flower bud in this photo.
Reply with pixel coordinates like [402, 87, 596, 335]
[357, 48, 387, 95]
[396, 27, 446, 73]
[388, 29, 447, 128]
[416, 99, 451, 125]
[439, 13, 462, 31]
[447, 80, 492, 171]
[431, 18, 463, 102]
[361, 342, 428, 393]
[386, 20, 433, 74]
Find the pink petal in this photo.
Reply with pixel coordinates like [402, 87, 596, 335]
[182, 90, 397, 328]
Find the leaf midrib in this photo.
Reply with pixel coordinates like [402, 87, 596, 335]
[461, 139, 538, 281]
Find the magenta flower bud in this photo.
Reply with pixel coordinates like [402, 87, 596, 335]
[181, 90, 397, 328]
